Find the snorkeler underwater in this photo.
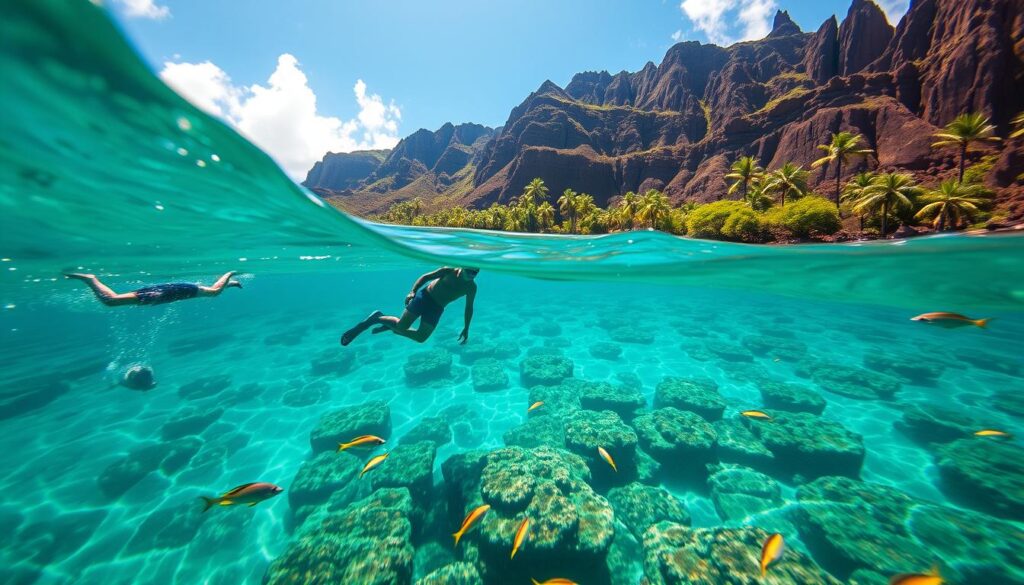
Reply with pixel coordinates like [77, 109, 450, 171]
[1, 0, 1023, 584]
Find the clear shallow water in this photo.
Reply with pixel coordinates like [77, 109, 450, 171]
[2, 2, 1024, 585]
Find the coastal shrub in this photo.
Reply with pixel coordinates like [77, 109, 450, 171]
[765, 196, 841, 238]
[685, 201, 749, 239]
[720, 208, 766, 242]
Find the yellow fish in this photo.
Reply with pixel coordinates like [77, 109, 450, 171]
[531, 579, 578, 585]
[453, 504, 490, 546]
[910, 312, 989, 329]
[889, 566, 943, 585]
[760, 532, 784, 577]
[511, 517, 530, 559]
[528, 401, 544, 412]
[974, 429, 1012, 438]
[741, 410, 772, 421]
[200, 482, 283, 512]
[359, 453, 389, 478]
[597, 446, 617, 472]
[337, 434, 386, 452]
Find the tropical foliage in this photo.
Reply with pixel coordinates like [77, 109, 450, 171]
[845, 172, 922, 237]
[762, 163, 809, 207]
[914, 180, 992, 231]
[1012, 112, 1024, 139]
[724, 156, 764, 200]
[932, 113, 1001, 182]
[812, 132, 874, 207]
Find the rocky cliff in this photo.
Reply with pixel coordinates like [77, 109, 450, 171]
[310, 0, 1024, 217]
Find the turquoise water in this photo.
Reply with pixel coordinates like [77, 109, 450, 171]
[2, 2, 1024, 585]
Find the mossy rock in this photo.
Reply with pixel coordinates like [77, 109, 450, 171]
[641, 523, 842, 585]
[519, 354, 574, 387]
[936, 438, 1024, 519]
[309, 400, 391, 454]
[633, 408, 716, 467]
[747, 412, 864, 481]
[578, 380, 645, 421]
[589, 341, 622, 360]
[405, 349, 453, 386]
[707, 464, 782, 522]
[654, 377, 725, 421]
[264, 488, 414, 585]
[564, 410, 639, 486]
[795, 362, 901, 401]
[401, 416, 452, 447]
[713, 418, 775, 470]
[607, 482, 690, 540]
[471, 358, 509, 392]
[759, 381, 826, 415]
[893, 403, 980, 445]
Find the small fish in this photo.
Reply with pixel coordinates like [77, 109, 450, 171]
[889, 565, 943, 585]
[531, 579, 578, 585]
[974, 429, 1012, 438]
[528, 401, 544, 412]
[200, 482, 282, 512]
[597, 446, 617, 472]
[511, 517, 530, 559]
[453, 504, 490, 546]
[337, 434, 386, 452]
[760, 532, 785, 577]
[910, 312, 989, 329]
[741, 410, 772, 421]
[360, 453, 389, 478]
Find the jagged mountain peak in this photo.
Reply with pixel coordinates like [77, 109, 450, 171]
[769, 9, 803, 37]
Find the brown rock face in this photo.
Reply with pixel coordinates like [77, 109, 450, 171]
[838, 0, 894, 76]
[303, 150, 388, 191]
[314, 0, 1024, 216]
[803, 16, 840, 84]
[873, 0, 1024, 126]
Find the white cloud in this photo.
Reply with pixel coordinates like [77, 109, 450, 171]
[159, 54, 402, 179]
[678, 0, 778, 45]
[115, 0, 170, 20]
[671, 29, 685, 42]
[876, 0, 910, 24]
[738, 0, 777, 40]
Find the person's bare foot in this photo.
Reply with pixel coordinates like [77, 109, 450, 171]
[64, 273, 95, 281]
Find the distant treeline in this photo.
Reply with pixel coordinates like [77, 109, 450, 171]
[372, 113, 1022, 242]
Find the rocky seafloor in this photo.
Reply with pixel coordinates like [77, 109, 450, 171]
[3, 275, 1023, 584]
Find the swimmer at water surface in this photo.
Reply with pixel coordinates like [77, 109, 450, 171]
[341, 266, 478, 345]
[65, 271, 242, 306]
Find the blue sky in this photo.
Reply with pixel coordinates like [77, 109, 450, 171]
[108, 0, 909, 177]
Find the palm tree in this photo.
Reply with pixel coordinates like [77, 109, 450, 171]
[841, 172, 877, 231]
[932, 113, 1001, 182]
[812, 132, 874, 207]
[536, 201, 555, 232]
[521, 177, 550, 207]
[558, 189, 581, 233]
[1011, 113, 1024, 139]
[850, 172, 921, 237]
[636, 189, 671, 229]
[616, 191, 640, 230]
[743, 179, 774, 212]
[725, 156, 764, 201]
[914, 180, 991, 231]
[762, 163, 809, 207]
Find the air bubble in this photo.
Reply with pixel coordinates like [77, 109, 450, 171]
[176, 117, 192, 131]
[176, 147, 188, 156]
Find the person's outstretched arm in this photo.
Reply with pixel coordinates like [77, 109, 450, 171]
[459, 287, 476, 344]
[406, 267, 450, 305]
